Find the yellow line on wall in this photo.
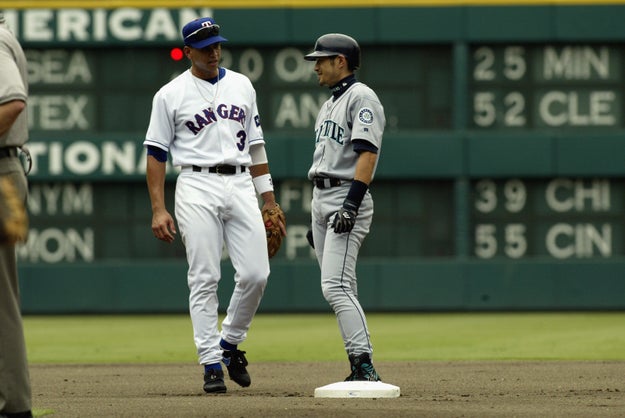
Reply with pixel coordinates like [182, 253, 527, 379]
[2, 0, 625, 9]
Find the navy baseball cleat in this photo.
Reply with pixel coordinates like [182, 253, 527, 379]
[222, 349, 251, 387]
[203, 368, 227, 394]
[345, 353, 381, 382]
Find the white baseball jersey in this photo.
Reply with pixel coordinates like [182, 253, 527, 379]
[144, 68, 264, 167]
[307, 82, 385, 181]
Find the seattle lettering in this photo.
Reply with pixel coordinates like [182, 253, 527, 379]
[315, 119, 345, 144]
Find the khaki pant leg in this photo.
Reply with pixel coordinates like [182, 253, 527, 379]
[0, 166, 32, 414]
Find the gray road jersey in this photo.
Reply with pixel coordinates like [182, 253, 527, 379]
[307, 82, 385, 181]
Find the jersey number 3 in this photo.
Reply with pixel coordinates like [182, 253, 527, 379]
[236, 130, 246, 151]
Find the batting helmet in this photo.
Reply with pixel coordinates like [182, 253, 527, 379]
[304, 33, 361, 70]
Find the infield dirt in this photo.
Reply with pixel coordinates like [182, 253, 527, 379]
[30, 361, 624, 417]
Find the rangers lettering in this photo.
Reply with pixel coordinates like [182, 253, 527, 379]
[203, 108, 217, 124]
[228, 104, 246, 125]
[185, 113, 210, 134]
[185, 104, 246, 135]
[216, 104, 229, 120]
[217, 104, 246, 126]
[194, 112, 211, 131]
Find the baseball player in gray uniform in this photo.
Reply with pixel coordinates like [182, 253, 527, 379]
[145, 17, 284, 394]
[304, 34, 385, 381]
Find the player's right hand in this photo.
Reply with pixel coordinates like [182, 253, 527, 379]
[152, 210, 177, 243]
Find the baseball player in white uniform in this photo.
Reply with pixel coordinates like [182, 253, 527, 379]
[304, 34, 385, 381]
[144, 17, 285, 394]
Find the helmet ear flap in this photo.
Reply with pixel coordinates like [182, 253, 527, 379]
[343, 54, 358, 71]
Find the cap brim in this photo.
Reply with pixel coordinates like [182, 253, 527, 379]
[186, 35, 228, 49]
[304, 50, 338, 61]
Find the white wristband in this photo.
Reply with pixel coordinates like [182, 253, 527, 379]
[252, 173, 274, 195]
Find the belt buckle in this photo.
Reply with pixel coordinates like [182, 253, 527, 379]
[314, 177, 328, 189]
[215, 165, 226, 175]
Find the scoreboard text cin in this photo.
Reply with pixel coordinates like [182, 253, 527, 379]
[472, 178, 621, 259]
[471, 45, 622, 129]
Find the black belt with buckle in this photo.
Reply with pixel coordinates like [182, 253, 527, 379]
[192, 165, 246, 175]
[0, 147, 18, 159]
[313, 176, 342, 189]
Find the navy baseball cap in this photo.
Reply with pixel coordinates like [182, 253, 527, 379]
[182, 17, 228, 49]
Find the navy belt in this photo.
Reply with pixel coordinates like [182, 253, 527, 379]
[190, 165, 246, 175]
[0, 147, 18, 159]
[313, 176, 342, 189]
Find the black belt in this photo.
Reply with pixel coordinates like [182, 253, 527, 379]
[313, 176, 342, 189]
[192, 165, 246, 175]
[0, 147, 18, 159]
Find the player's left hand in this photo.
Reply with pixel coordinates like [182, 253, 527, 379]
[262, 202, 286, 258]
[262, 202, 287, 237]
[332, 200, 358, 233]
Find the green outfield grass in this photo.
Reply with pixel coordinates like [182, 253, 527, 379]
[23, 312, 625, 364]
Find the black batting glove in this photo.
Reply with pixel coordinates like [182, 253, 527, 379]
[332, 199, 358, 233]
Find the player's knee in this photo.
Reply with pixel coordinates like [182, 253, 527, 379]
[321, 281, 345, 305]
[238, 270, 268, 290]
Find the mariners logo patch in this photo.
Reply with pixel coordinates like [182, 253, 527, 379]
[358, 108, 374, 125]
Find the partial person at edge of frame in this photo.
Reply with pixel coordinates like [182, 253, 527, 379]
[0, 10, 34, 418]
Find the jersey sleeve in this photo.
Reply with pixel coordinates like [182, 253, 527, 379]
[0, 49, 26, 104]
[144, 89, 175, 151]
[349, 89, 385, 150]
[246, 87, 265, 147]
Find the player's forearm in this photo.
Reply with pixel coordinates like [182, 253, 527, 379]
[249, 162, 278, 206]
[249, 162, 269, 177]
[353, 151, 377, 185]
[146, 156, 168, 212]
[259, 191, 278, 207]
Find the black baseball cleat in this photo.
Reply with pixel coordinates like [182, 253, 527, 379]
[222, 349, 251, 387]
[203, 368, 227, 394]
[344, 353, 382, 382]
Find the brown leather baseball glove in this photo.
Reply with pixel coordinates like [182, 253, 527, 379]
[262, 204, 286, 258]
[0, 175, 28, 245]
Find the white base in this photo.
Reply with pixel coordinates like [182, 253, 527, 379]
[314, 381, 400, 398]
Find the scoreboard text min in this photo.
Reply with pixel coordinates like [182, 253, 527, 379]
[470, 44, 622, 130]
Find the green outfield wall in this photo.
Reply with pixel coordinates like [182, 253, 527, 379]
[11, 3, 625, 313]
